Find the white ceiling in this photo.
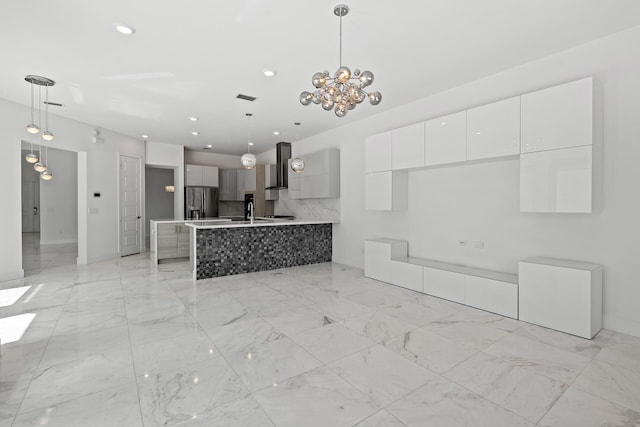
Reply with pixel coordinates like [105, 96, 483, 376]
[1, 1, 639, 155]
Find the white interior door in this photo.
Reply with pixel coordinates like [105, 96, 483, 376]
[21, 181, 40, 233]
[120, 155, 142, 256]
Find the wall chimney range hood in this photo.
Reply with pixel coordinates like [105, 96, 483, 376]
[266, 142, 291, 189]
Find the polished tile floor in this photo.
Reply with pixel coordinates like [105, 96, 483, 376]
[1, 237, 640, 426]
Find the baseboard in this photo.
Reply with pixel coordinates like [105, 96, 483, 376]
[0, 269, 25, 281]
[603, 314, 640, 339]
[40, 239, 78, 245]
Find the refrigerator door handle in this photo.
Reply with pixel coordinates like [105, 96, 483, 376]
[202, 192, 205, 218]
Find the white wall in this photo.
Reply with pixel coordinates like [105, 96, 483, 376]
[283, 26, 640, 337]
[184, 150, 241, 169]
[146, 141, 184, 219]
[39, 147, 78, 244]
[0, 98, 144, 272]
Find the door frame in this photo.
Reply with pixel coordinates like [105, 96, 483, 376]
[118, 153, 144, 256]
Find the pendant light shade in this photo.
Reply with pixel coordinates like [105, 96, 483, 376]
[25, 152, 38, 164]
[240, 113, 257, 170]
[34, 161, 46, 173]
[290, 122, 305, 173]
[41, 85, 54, 141]
[41, 170, 53, 181]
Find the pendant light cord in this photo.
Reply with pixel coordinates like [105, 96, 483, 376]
[45, 85, 49, 131]
[30, 82, 34, 123]
[38, 85, 42, 128]
[339, 12, 343, 67]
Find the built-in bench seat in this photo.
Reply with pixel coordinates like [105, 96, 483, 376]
[364, 239, 518, 318]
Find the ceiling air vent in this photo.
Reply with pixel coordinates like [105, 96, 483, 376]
[44, 101, 64, 107]
[236, 94, 257, 102]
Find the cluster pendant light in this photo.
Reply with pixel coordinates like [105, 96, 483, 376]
[25, 75, 56, 180]
[290, 122, 305, 173]
[240, 113, 257, 169]
[299, 4, 381, 117]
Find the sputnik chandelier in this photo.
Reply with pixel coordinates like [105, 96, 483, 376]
[299, 4, 381, 118]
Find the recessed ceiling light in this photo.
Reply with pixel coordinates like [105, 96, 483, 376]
[273, 131, 280, 135]
[263, 69, 277, 77]
[113, 23, 136, 35]
[206, 144, 213, 148]
[191, 131, 199, 136]
[248, 142, 254, 146]
[141, 134, 149, 139]
[189, 117, 198, 121]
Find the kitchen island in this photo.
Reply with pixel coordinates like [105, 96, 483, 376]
[186, 219, 334, 279]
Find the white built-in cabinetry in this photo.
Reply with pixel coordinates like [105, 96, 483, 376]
[364, 76, 597, 213]
[466, 96, 520, 160]
[425, 111, 467, 166]
[519, 257, 602, 338]
[392, 122, 425, 170]
[519, 77, 596, 213]
[288, 148, 340, 199]
[365, 239, 518, 318]
[185, 164, 219, 187]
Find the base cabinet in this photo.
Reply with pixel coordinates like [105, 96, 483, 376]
[422, 267, 465, 304]
[157, 223, 190, 261]
[364, 239, 408, 283]
[464, 275, 518, 318]
[519, 257, 602, 338]
[391, 260, 423, 292]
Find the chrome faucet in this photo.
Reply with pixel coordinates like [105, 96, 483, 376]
[247, 201, 255, 224]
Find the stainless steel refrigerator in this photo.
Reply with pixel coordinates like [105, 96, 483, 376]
[185, 186, 218, 219]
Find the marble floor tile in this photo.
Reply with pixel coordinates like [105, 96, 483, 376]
[20, 347, 136, 413]
[172, 395, 275, 427]
[137, 357, 249, 427]
[514, 323, 607, 359]
[377, 299, 452, 326]
[354, 410, 408, 427]
[0, 340, 48, 379]
[346, 288, 403, 309]
[207, 317, 284, 355]
[328, 344, 436, 406]
[192, 300, 258, 332]
[387, 376, 533, 427]
[131, 333, 220, 376]
[444, 351, 567, 423]
[484, 333, 591, 383]
[254, 366, 379, 427]
[574, 360, 640, 412]
[311, 297, 374, 322]
[0, 418, 12, 427]
[595, 332, 640, 373]
[538, 387, 640, 427]
[383, 327, 478, 373]
[291, 322, 376, 364]
[423, 310, 515, 350]
[128, 311, 206, 347]
[242, 292, 314, 317]
[174, 286, 234, 310]
[0, 372, 31, 421]
[224, 337, 322, 391]
[262, 306, 335, 336]
[344, 311, 416, 343]
[13, 383, 143, 427]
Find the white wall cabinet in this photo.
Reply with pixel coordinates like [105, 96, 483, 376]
[425, 111, 467, 166]
[365, 171, 408, 211]
[364, 239, 407, 283]
[467, 96, 520, 160]
[185, 164, 219, 187]
[520, 145, 593, 213]
[392, 122, 425, 170]
[519, 257, 602, 338]
[288, 148, 340, 199]
[365, 131, 392, 173]
[521, 77, 593, 153]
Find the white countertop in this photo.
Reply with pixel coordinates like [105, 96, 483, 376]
[185, 218, 337, 229]
[150, 218, 234, 224]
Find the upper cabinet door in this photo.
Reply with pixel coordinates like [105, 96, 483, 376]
[467, 96, 521, 160]
[202, 166, 219, 187]
[392, 122, 425, 170]
[425, 111, 467, 165]
[521, 77, 592, 153]
[365, 131, 392, 173]
[185, 164, 203, 186]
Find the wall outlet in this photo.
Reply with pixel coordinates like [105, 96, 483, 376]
[473, 241, 484, 249]
[457, 240, 467, 247]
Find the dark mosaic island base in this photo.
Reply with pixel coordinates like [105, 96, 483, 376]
[195, 223, 332, 279]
